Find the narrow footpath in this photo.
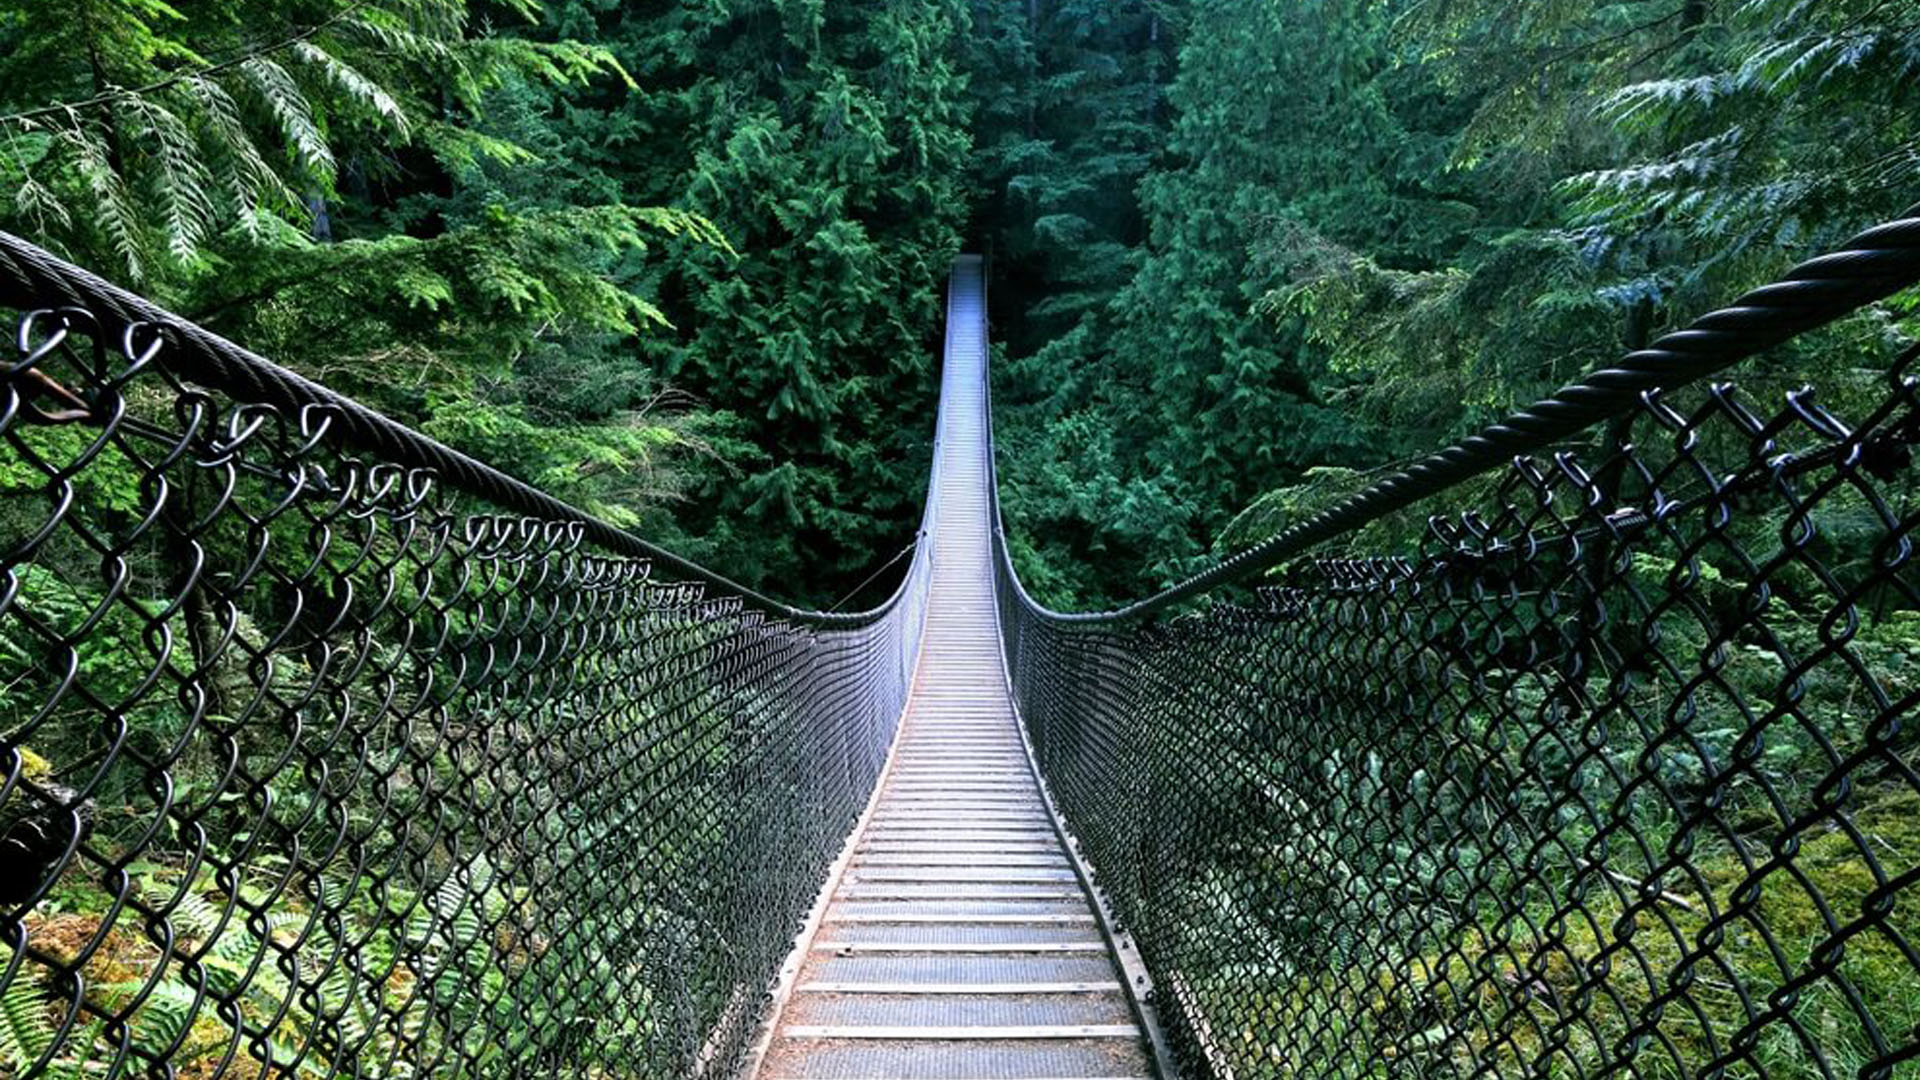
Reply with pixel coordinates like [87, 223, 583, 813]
[751, 257, 1156, 1080]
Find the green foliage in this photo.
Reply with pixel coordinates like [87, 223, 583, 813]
[0, 978, 69, 1080]
[979, 0, 1919, 608]
[1559, 0, 1920, 273]
[986, 0, 1471, 604]
[1263, 229, 1618, 446]
[3, 3, 1916, 1074]
[2, 854, 650, 1077]
[524, 0, 976, 596]
[0, 0, 730, 543]
[1217, 466, 1370, 552]
[0, 0, 627, 281]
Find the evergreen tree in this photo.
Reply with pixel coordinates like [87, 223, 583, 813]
[988, 0, 1480, 603]
[543, 0, 977, 596]
[0, 0, 730, 531]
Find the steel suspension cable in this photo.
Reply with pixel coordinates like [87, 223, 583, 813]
[1010, 212, 1920, 621]
[0, 231, 902, 626]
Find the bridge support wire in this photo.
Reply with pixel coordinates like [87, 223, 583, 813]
[986, 215, 1920, 1080]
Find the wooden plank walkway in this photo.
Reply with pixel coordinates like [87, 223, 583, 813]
[748, 258, 1157, 1079]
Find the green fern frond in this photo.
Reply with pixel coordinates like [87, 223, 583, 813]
[118, 979, 204, 1053]
[0, 975, 56, 1070]
[206, 919, 262, 972]
[60, 124, 147, 281]
[119, 95, 217, 262]
[14, 175, 72, 232]
[181, 75, 300, 226]
[0, 973, 107, 1080]
[167, 889, 225, 939]
[289, 42, 411, 137]
[240, 57, 335, 186]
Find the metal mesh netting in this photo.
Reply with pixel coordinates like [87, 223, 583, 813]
[993, 247, 1920, 1076]
[0, 267, 931, 1076]
[7, 213, 1920, 1080]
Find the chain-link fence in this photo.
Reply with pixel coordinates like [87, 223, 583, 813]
[0, 235, 933, 1078]
[7, 208, 1919, 1080]
[993, 218, 1920, 1080]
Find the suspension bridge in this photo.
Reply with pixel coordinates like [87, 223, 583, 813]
[743, 257, 1163, 1076]
[0, 216, 1917, 1080]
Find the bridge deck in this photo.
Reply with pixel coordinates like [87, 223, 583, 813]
[751, 259, 1154, 1079]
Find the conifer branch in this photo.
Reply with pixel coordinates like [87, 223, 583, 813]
[0, 0, 375, 127]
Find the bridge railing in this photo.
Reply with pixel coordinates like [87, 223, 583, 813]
[989, 217, 1920, 1080]
[0, 235, 935, 1079]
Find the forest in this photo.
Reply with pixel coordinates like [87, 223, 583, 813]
[0, 0, 1916, 1077]
[0, 0, 1914, 606]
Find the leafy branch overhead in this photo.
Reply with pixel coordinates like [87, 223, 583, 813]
[0, 0, 633, 280]
[0, 0, 736, 545]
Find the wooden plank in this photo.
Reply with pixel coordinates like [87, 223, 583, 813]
[780, 1025, 1141, 1040]
[824, 914, 1094, 924]
[812, 942, 1106, 953]
[797, 981, 1121, 995]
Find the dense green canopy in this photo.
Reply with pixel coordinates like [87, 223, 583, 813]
[2, 0, 1913, 604]
[979, 0, 1918, 605]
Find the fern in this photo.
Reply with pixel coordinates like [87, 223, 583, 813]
[163, 886, 225, 939]
[119, 95, 218, 263]
[60, 124, 147, 282]
[2, 952, 110, 1080]
[114, 979, 204, 1058]
[180, 75, 300, 229]
[289, 42, 411, 137]
[0, 976, 55, 1074]
[240, 57, 336, 186]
